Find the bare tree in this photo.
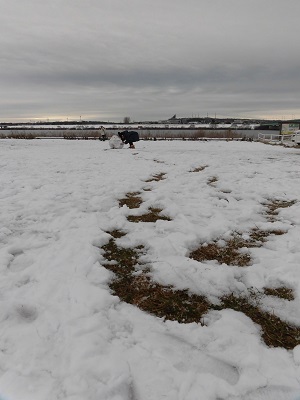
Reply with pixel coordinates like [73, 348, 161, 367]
[123, 116, 131, 124]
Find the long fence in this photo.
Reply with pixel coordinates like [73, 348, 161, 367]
[257, 132, 294, 144]
[0, 128, 279, 140]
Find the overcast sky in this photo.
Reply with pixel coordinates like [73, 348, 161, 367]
[1, 0, 300, 122]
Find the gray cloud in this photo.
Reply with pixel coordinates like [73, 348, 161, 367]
[1, 0, 300, 121]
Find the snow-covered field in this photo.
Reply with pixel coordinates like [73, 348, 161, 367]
[0, 139, 299, 400]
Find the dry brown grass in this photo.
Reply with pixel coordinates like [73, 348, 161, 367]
[101, 232, 300, 349]
[127, 207, 171, 223]
[190, 232, 252, 267]
[115, 274, 210, 323]
[264, 287, 295, 301]
[145, 173, 166, 182]
[189, 228, 286, 267]
[264, 199, 297, 221]
[102, 233, 210, 323]
[190, 165, 208, 173]
[207, 176, 218, 186]
[102, 232, 142, 274]
[250, 227, 285, 240]
[217, 293, 300, 349]
[106, 230, 127, 239]
[100, 187, 300, 349]
[119, 192, 143, 209]
[190, 240, 251, 267]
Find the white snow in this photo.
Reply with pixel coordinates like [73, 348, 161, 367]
[109, 135, 124, 149]
[0, 139, 299, 400]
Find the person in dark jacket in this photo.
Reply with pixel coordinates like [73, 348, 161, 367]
[118, 131, 139, 149]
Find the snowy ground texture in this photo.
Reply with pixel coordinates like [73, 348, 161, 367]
[0, 139, 300, 400]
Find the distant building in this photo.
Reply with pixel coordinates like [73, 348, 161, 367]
[281, 123, 300, 134]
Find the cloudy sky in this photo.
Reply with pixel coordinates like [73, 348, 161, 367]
[1, 0, 300, 122]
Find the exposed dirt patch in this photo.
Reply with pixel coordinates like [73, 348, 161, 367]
[119, 192, 143, 209]
[127, 207, 171, 223]
[145, 173, 166, 182]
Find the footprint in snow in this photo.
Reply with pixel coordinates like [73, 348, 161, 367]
[15, 304, 38, 322]
[7, 248, 34, 272]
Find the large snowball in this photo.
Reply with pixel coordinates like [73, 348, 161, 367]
[109, 135, 124, 149]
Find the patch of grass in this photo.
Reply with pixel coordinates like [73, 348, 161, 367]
[207, 176, 218, 186]
[102, 239, 143, 275]
[248, 228, 285, 245]
[115, 274, 210, 323]
[101, 234, 300, 349]
[106, 230, 127, 239]
[264, 287, 295, 301]
[127, 207, 171, 223]
[216, 293, 300, 349]
[189, 228, 287, 267]
[190, 240, 251, 267]
[190, 165, 208, 173]
[251, 228, 286, 240]
[190, 232, 253, 267]
[264, 199, 297, 221]
[102, 234, 210, 323]
[248, 229, 270, 244]
[145, 173, 166, 182]
[119, 192, 143, 209]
